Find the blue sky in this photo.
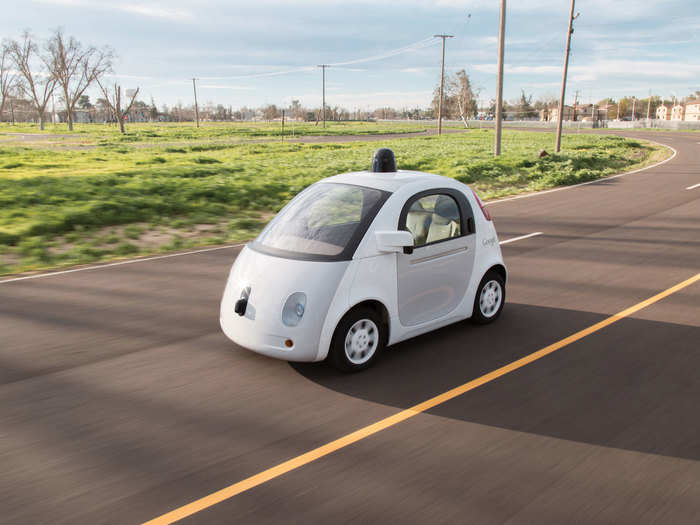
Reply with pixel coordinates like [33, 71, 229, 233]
[3, 0, 699, 110]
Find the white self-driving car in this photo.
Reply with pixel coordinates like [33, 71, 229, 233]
[220, 149, 506, 371]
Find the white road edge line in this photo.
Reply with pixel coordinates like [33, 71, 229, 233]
[486, 138, 678, 206]
[686, 182, 700, 190]
[0, 244, 244, 284]
[499, 232, 543, 245]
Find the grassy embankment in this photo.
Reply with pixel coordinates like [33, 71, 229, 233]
[0, 124, 669, 275]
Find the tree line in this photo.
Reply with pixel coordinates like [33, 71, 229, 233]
[3, 31, 696, 130]
[0, 29, 142, 132]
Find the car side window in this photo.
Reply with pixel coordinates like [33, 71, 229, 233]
[405, 194, 462, 248]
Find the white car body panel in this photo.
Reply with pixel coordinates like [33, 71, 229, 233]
[397, 234, 475, 326]
[220, 246, 350, 361]
[220, 169, 506, 363]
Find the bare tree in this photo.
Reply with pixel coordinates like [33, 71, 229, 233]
[262, 104, 279, 121]
[453, 70, 479, 128]
[515, 90, 538, 120]
[1, 40, 20, 121]
[96, 78, 139, 133]
[45, 28, 113, 131]
[7, 31, 57, 129]
[442, 70, 479, 128]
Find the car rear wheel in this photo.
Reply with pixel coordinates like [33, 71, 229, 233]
[472, 271, 505, 324]
[329, 307, 384, 372]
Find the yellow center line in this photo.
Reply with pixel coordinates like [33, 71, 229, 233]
[144, 272, 700, 525]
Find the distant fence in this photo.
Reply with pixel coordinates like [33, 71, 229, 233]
[460, 119, 700, 131]
[599, 119, 700, 130]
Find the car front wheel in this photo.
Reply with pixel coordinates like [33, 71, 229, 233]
[472, 271, 505, 324]
[329, 307, 384, 372]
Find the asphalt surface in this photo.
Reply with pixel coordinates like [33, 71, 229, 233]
[1, 130, 699, 524]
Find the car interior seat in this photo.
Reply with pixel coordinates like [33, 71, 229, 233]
[426, 195, 461, 244]
[405, 200, 432, 246]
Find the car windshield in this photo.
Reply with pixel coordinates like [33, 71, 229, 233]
[253, 183, 387, 259]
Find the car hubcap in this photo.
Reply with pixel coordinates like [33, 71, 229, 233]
[344, 319, 379, 365]
[479, 280, 502, 318]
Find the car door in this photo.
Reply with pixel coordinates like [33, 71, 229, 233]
[397, 189, 476, 326]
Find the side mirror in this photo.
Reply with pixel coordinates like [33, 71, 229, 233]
[375, 230, 414, 253]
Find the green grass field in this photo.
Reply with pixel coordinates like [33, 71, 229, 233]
[0, 123, 669, 276]
[0, 120, 439, 147]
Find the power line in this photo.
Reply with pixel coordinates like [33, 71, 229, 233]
[328, 37, 438, 67]
[193, 37, 439, 83]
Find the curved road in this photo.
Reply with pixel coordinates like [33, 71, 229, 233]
[0, 130, 698, 524]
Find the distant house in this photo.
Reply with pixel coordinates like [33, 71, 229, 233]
[504, 109, 519, 120]
[0, 95, 35, 122]
[596, 103, 616, 120]
[573, 104, 598, 121]
[684, 100, 700, 121]
[656, 104, 672, 120]
[671, 104, 685, 121]
[547, 105, 573, 122]
[126, 107, 150, 123]
[74, 109, 96, 123]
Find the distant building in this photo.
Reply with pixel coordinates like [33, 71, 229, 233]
[671, 104, 685, 121]
[684, 100, 700, 121]
[573, 104, 599, 121]
[0, 95, 35, 122]
[126, 108, 150, 123]
[596, 103, 616, 120]
[504, 109, 519, 120]
[656, 104, 672, 120]
[547, 105, 573, 122]
[74, 109, 97, 123]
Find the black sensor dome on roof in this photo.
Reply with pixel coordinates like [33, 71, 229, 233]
[371, 148, 397, 173]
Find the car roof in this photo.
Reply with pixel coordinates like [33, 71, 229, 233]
[323, 170, 448, 193]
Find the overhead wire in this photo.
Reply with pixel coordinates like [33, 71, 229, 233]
[182, 36, 441, 87]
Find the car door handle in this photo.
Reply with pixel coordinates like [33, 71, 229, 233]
[409, 246, 467, 265]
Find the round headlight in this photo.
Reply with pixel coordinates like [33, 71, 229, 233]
[282, 292, 307, 327]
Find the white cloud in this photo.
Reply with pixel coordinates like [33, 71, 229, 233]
[472, 64, 560, 75]
[198, 85, 254, 90]
[294, 89, 434, 109]
[32, 0, 194, 21]
[569, 60, 700, 83]
[471, 59, 700, 82]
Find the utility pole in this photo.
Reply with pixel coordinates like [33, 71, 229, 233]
[555, 0, 579, 153]
[434, 34, 454, 136]
[192, 78, 200, 128]
[646, 91, 652, 121]
[281, 109, 285, 141]
[631, 97, 637, 121]
[573, 89, 580, 122]
[317, 65, 329, 128]
[494, 0, 506, 156]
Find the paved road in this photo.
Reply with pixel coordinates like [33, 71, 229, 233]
[1, 130, 698, 524]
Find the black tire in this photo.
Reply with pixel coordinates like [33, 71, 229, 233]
[329, 307, 385, 372]
[471, 271, 505, 325]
